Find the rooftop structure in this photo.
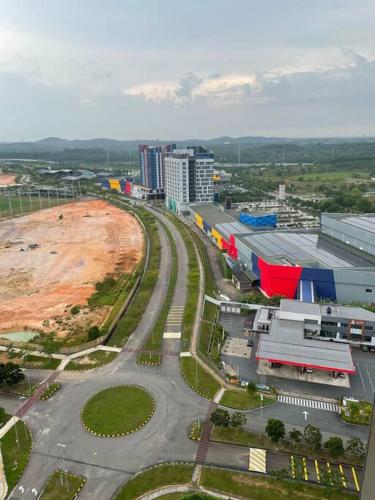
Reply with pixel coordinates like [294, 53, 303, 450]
[256, 317, 355, 373]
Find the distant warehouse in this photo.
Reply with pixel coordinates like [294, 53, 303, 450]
[190, 204, 375, 304]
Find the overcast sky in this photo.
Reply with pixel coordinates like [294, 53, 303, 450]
[1, 0, 374, 141]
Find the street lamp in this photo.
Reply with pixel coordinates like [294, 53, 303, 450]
[21, 354, 31, 394]
[57, 443, 68, 491]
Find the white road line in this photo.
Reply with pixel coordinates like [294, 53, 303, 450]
[356, 363, 366, 391]
[277, 395, 339, 412]
[364, 364, 375, 393]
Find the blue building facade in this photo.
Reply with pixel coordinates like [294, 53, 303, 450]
[138, 144, 175, 191]
[239, 212, 277, 228]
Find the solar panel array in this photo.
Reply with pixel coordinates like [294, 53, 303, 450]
[242, 232, 353, 268]
[342, 216, 375, 234]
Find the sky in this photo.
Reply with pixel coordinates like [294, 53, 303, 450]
[0, 0, 374, 141]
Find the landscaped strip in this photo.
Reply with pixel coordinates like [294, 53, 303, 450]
[39, 382, 61, 400]
[81, 385, 155, 437]
[39, 470, 86, 500]
[65, 350, 117, 371]
[114, 463, 194, 500]
[220, 389, 276, 410]
[164, 212, 221, 399]
[200, 467, 357, 500]
[108, 207, 161, 347]
[137, 220, 178, 365]
[1, 419, 33, 492]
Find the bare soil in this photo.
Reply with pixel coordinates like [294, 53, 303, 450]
[0, 174, 17, 187]
[0, 200, 143, 336]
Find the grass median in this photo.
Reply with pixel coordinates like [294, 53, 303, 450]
[137, 221, 177, 365]
[114, 463, 193, 500]
[65, 350, 117, 371]
[108, 208, 161, 347]
[220, 389, 276, 410]
[1, 419, 32, 492]
[81, 385, 155, 436]
[40, 470, 85, 500]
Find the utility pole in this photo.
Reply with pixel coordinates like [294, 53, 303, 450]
[57, 443, 68, 491]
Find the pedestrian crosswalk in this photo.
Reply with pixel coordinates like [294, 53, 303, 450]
[278, 395, 339, 412]
[163, 305, 184, 338]
[248, 448, 267, 473]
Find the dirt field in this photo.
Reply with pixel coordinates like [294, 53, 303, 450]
[0, 199, 144, 336]
[0, 174, 17, 187]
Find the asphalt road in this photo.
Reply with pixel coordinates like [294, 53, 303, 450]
[2, 206, 371, 499]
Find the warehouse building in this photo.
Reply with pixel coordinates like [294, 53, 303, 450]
[190, 204, 375, 304]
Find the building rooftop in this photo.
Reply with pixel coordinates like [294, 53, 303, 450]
[323, 213, 375, 235]
[238, 231, 362, 268]
[280, 299, 375, 322]
[190, 204, 236, 226]
[256, 318, 355, 373]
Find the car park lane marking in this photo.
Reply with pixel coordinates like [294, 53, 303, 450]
[290, 455, 296, 478]
[352, 467, 360, 491]
[302, 457, 308, 481]
[356, 363, 366, 391]
[339, 464, 347, 488]
[364, 364, 375, 392]
[314, 460, 320, 482]
[277, 395, 339, 412]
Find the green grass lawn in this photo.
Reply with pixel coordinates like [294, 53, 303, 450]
[81, 385, 154, 435]
[114, 464, 194, 499]
[200, 468, 357, 500]
[40, 470, 85, 500]
[181, 357, 220, 400]
[39, 383, 61, 400]
[1, 419, 32, 492]
[137, 220, 178, 364]
[220, 389, 276, 410]
[19, 355, 61, 370]
[65, 350, 117, 370]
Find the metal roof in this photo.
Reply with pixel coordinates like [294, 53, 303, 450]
[190, 204, 235, 226]
[256, 318, 355, 373]
[341, 215, 375, 234]
[215, 221, 252, 239]
[239, 231, 355, 268]
[280, 299, 321, 315]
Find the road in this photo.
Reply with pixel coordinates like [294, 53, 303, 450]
[2, 205, 370, 499]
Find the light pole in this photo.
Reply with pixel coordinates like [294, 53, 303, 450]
[57, 443, 68, 491]
[21, 354, 31, 394]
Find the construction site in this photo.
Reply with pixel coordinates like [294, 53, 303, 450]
[0, 199, 144, 338]
[0, 174, 17, 187]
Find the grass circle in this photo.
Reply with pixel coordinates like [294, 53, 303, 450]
[81, 385, 155, 436]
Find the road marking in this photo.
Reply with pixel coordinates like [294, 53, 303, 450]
[314, 460, 320, 482]
[290, 455, 296, 478]
[277, 395, 339, 412]
[326, 462, 332, 484]
[356, 363, 366, 391]
[352, 467, 360, 491]
[302, 457, 308, 481]
[339, 464, 347, 488]
[248, 448, 266, 473]
[364, 364, 375, 393]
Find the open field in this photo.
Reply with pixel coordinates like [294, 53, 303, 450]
[0, 194, 70, 218]
[0, 200, 143, 337]
[0, 174, 17, 187]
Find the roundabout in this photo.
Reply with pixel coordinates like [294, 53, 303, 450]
[81, 385, 155, 437]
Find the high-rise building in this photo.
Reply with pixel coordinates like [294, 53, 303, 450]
[164, 146, 214, 214]
[138, 144, 175, 192]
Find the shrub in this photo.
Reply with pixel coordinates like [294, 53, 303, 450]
[265, 418, 285, 442]
[324, 436, 344, 458]
[70, 305, 80, 315]
[87, 326, 101, 341]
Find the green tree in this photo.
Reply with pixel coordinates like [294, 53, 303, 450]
[325, 436, 344, 458]
[210, 408, 231, 428]
[247, 381, 257, 397]
[289, 428, 303, 447]
[320, 467, 343, 500]
[265, 418, 285, 442]
[230, 412, 247, 435]
[0, 362, 25, 386]
[87, 325, 101, 341]
[41, 333, 59, 357]
[303, 424, 322, 451]
[346, 437, 366, 460]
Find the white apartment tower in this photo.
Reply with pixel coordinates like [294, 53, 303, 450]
[164, 146, 214, 214]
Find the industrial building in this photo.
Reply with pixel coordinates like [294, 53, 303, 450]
[138, 144, 175, 193]
[190, 203, 375, 304]
[255, 299, 375, 348]
[164, 146, 214, 214]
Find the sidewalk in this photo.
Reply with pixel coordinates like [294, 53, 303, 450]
[0, 447, 7, 500]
